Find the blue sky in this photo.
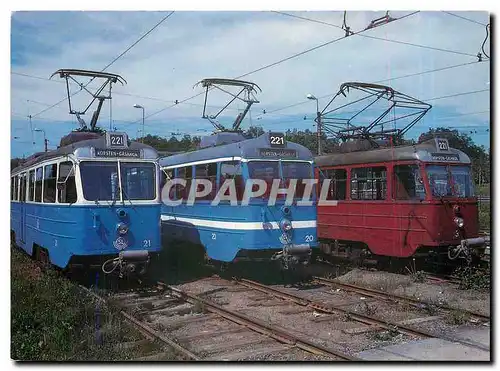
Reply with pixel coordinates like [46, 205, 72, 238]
[11, 11, 490, 158]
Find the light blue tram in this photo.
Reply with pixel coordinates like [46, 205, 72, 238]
[10, 131, 162, 277]
[159, 132, 318, 269]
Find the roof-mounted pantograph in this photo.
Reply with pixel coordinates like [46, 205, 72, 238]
[194, 78, 262, 132]
[50, 69, 127, 132]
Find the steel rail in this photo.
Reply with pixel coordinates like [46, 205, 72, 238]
[236, 278, 490, 352]
[313, 276, 490, 322]
[425, 273, 461, 285]
[235, 278, 436, 339]
[158, 281, 357, 361]
[79, 285, 201, 361]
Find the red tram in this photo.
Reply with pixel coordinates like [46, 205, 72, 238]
[315, 138, 488, 263]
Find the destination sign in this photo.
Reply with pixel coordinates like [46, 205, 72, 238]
[259, 148, 297, 158]
[269, 132, 286, 148]
[95, 148, 141, 158]
[431, 153, 459, 162]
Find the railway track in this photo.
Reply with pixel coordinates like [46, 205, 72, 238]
[424, 273, 462, 285]
[77, 272, 490, 361]
[313, 276, 490, 323]
[80, 284, 201, 360]
[80, 281, 357, 361]
[234, 278, 489, 350]
[157, 281, 357, 360]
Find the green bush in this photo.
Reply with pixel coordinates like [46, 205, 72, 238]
[10, 248, 149, 361]
[453, 264, 490, 291]
[478, 202, 491, 232]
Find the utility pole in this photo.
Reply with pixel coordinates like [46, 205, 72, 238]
[307, 94, 321, 155]
[316, 109, 322, 156]
[33, 128, 48, 152]
[133, 104, 145, 143]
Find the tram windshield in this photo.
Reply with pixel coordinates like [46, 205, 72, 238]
[80, 161, 156, 201]
[247, 161, 313, 199]
[248, 161, 312, 181]
[426, 165, 474, 198]
[120, 162, 156, 200]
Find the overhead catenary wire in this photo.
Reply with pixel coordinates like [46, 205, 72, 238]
[272, 11, 478, 58]
[254, 60, 488, 118]
[13, 89, 490, 135]
[441, 11, 488, 27]
[29, 11, 175, 119]
[254, 89, 490, 131]
[122, 10, 421, 127]
[481, 24, 490, 59]
[12, 71, 260, 115]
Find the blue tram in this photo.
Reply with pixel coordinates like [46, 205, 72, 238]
[10, 131, 162, 277]
[159, 132, 318, 269]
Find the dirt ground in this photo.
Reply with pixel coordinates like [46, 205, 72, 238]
[335, 269, 490, 316]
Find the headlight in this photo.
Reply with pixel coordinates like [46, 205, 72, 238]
[281, 219, 293, 232]
[454, 217, 464, 228]
[117, 222, 129, 235]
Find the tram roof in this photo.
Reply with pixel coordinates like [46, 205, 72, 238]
[315, 139, 471, 167]
[11, 135, 158, 174]
[159, 133, 313, 167]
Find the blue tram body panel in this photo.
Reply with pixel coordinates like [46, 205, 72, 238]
[159, 132, 319, 264]
[161, 203, 317, 262]
[10, 132, 163, 275]
[11, 204, 161, 268]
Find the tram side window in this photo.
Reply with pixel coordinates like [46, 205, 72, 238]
[10, 177, 14, 201]
[393, 165, 425, 200]
[58, 162, 77, 203]
[323, 169, 347, 200]
[19, 174, 26, 202]
[28, 170, 35, 201]
[43, 164, 57, 203]
[35, 167, 43, 202]
[194, 163, 217, 201]
[15, 176, 20, 201]
[351, 167, 387, 200]
[174, 166, 192, 200]
[220, 161, 244, 200]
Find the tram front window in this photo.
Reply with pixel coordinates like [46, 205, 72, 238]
[281, 162, 313, 198]
[426, 165, 474, 198]
[247, 161, 313, 198]
[120, 162, 156, 200]
[80, 161, 156, 201]
[80, 162, 119, 201]
[450, 165, 474, 197]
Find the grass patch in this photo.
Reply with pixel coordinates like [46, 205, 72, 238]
[446, 309, 471, 326]
[475, 184, 490, 196]
[10, 246, 175, 361]
[478, 202, 491, 232]
[369, 327, 399, 342]
[453, 264, 490, 291]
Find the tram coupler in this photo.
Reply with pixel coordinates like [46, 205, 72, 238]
[102, 250, 151, 278]
[448, 237, 488, 263]
[272, 244, 312, 270]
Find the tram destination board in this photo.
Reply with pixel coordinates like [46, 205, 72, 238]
[95, 148, 141, 158]
[259, 148, 297, 158]
[431, 153, 459, 162]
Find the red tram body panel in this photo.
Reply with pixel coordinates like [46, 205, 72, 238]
[315, 139, 486, 261]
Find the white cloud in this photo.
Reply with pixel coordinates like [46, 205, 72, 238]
[11, 10, 490, 145]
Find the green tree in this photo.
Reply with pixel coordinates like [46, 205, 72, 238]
[244, 126, 265, 139]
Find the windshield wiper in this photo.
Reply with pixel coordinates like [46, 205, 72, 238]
[120, 186, 139, 214]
